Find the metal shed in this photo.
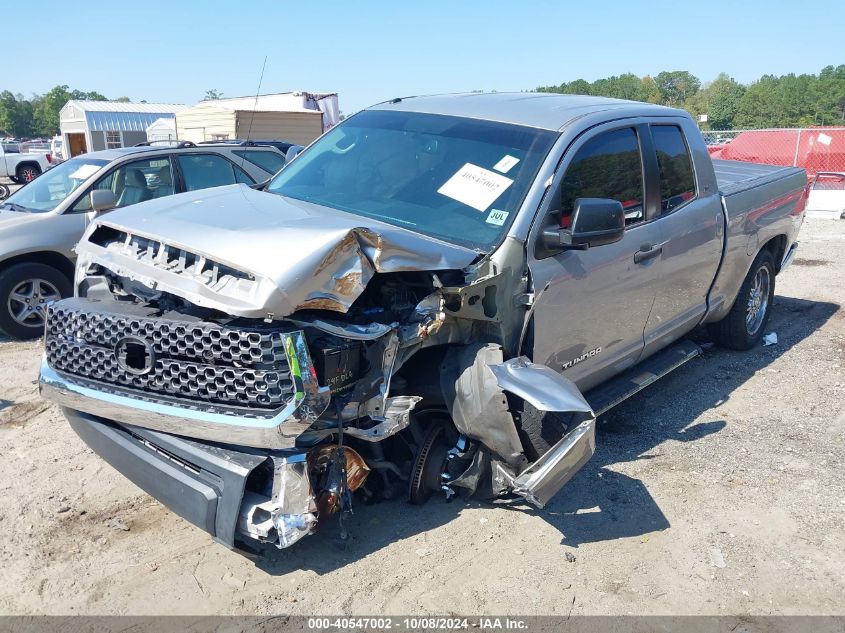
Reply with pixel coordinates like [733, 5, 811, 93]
[59, 101, 186, 157]
[175, 92, 339, 145]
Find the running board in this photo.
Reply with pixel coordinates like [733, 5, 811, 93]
[585, 340, 702, 417]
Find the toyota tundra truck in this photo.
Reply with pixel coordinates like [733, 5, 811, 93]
[39, 93, 807, 553]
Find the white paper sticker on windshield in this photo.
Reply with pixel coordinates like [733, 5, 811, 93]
[817, 132, 832, 146]
[493, 155, 520, 173]
[438, 163, 513, 212]
[69, 164, 100, 180]
[486, 209, 509, 226]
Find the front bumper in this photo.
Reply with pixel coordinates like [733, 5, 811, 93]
[38, 327, 330, 449]
[62, 408, 315, 549]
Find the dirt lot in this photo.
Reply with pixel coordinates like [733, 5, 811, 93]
[0, 218, 843, 617]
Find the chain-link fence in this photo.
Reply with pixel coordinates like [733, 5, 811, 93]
[701, 128, 845, 179]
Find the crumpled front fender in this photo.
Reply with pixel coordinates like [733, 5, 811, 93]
[442, 345, 597, 506]
[487, 356, 596, 508]
[487, 356, 594, 415]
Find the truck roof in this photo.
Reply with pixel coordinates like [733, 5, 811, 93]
[368, 92, 683, 131]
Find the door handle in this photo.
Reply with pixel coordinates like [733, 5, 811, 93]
[633, 243, 663, 264]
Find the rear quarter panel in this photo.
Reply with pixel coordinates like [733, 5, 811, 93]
[704, 169, 806, 323]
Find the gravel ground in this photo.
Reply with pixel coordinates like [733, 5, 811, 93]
[0, 218, 842, 616]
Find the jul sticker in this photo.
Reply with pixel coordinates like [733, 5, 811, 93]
[486, 208, 509, 226]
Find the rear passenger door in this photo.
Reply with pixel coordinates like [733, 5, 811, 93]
[175, 153, 254, 192]
[641, 121, 723, 357]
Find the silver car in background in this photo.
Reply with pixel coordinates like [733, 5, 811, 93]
[0, 142, 287, 339]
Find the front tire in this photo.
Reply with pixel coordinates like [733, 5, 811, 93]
[16, 163, 41, 184]
[0, 264, 71, 340]
[516, 402, 572, 462]
[707, 250, 776, 350]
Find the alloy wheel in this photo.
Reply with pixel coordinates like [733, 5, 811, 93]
[7, 278, 60, 328]
[745, 266, 770, 336]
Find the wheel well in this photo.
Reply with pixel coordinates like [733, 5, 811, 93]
[16, 161, 41, 172]
[763, 235, 787, 273]
[395, 345, 451, 406]
[0, 252, 75, 282]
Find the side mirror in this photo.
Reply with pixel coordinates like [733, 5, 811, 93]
[285, 145, 304, 164]
[542, 198, 626, 252]
[90, 189, 117, 213]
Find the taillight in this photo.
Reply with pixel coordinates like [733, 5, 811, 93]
[46, 153, 52, 163]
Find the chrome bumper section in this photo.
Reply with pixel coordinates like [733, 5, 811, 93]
[511, 418, 596, 508]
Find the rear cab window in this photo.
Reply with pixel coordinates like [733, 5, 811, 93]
[558, 127, 645, 227]
[651, 125, 696, 213]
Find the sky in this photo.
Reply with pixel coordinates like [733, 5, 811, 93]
[7, 0, 840, 114]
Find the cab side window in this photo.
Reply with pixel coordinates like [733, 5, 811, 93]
[232, 149, 286, 175]
[177, 154, 255, 191]
[651, 125, 696, 213]
[559, 128, 644, 227]
[71, 157, 173, 212]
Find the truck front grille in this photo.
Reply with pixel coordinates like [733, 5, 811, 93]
[45, 299, 296, 412]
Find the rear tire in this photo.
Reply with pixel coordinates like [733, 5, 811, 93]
[16, 163, 41, 184]
[707, 249, 775, 351]
[0, 263, 71, 340]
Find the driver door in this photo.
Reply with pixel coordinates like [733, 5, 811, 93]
[527, 124, 662, 392]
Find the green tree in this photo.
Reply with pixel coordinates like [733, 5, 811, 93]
[113, 96, 132, 103]
[31, 85, 73, 136]
[537, 79, 591, 95]
[639, 76, 662, 104]
[80, 90, 107, 101]
[733, 75, 780, 129]
[684, 73, 746, 129]
[654, 70, 701, 105]
[0, 91, 33, 136]
[202, 89, 223, 101]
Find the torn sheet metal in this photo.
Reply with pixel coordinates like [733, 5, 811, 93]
[288, 318, 394, 340]
[344, 395, 422, 441]
[441, 343, 525, 467]
[76, 185, 479, 319]
[238, 453, 318, 549]
[487, 356, 594, 414]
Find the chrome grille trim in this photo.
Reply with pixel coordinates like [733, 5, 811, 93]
[45, 298, 294, 411]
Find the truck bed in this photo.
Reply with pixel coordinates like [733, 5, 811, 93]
[714, 159, 805, 197]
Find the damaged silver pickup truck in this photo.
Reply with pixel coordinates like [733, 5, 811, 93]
[39, 93, 807, 552]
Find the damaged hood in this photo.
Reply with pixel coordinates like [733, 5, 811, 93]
[77, 184, 479, 318]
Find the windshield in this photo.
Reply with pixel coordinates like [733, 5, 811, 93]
[3, 157, 108, 213]
[266, 110, 558, 250]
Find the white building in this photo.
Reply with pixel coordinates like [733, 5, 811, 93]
[59, 101, 186, 157]
[175, 92, 339, 145]
[145, 117, 178, 144]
